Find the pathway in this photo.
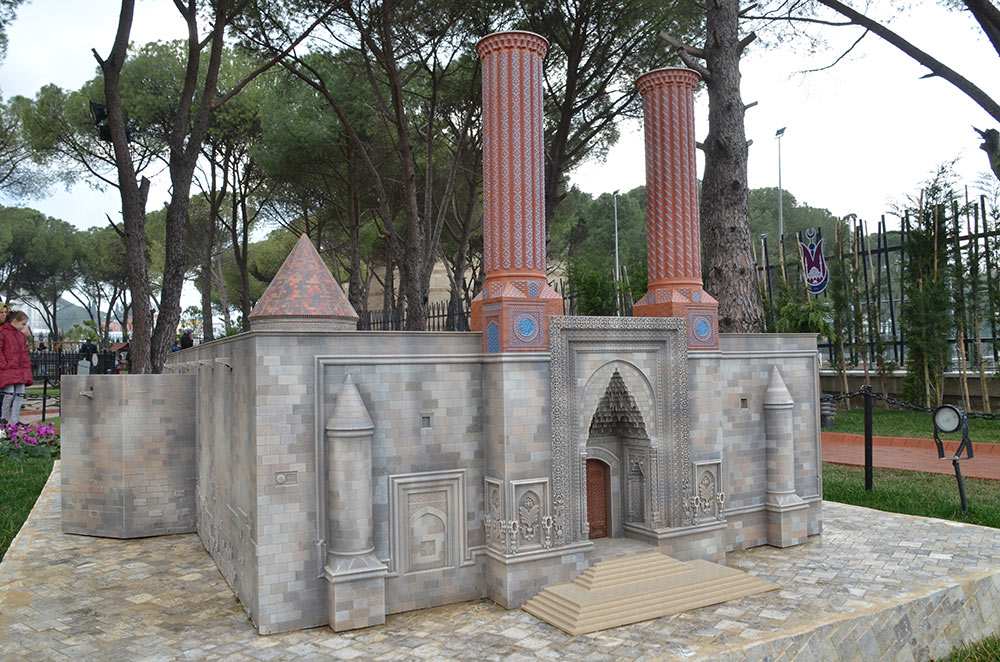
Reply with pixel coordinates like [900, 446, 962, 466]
[5, 464, 1000, 661]
[822, 431, 1000, 480]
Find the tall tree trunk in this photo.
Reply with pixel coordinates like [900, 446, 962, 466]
[199, 260, 214, 342]
[93, 0, 152, 373]
[699, 0, 764, 332]
[212, 253, 232, 333]
[345, 143, 365, 315]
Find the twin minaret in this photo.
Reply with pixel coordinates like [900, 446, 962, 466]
[470, 31, 719, 352]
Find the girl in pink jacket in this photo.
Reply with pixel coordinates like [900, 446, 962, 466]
[0, 310, 33, 424]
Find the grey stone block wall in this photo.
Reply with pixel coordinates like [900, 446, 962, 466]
[61, 374, 196, 539]
[486, 548, 590, 608]
[167, 338, 261, 626]
[317, 335, 488, 616]
[482, 357, 568, 607]
[141, 326, 824, 635]
[688, 333, 821, 552]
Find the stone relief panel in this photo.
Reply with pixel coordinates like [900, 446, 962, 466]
[510, 479, 551, 552]
[407, 491, 448, 573]
[550, 316, 691, 545]
[686, 458, 725, 526]
[484, 478, 504, 551]
[625, 447, 650, 525]
[388, 470, 467, 575]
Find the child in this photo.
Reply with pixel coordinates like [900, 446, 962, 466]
[0, 311, 33, 425]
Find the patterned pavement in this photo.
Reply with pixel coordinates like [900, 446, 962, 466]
[3, 463, 1000, 661]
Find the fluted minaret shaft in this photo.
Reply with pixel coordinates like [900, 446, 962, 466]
[632, 67, 719, 350]
[470, 31, 563, 353]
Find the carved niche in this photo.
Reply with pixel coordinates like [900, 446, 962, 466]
[549, 316, 691, 545]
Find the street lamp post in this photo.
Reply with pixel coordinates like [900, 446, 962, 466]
[776, 127, 787, 282]
[613, 190, 621, 316]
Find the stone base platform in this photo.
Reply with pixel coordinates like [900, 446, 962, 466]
[3, 464, 1000, 661]
[523, 552, 777, 635]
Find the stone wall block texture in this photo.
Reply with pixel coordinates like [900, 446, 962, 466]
[61, 374, 197, 539]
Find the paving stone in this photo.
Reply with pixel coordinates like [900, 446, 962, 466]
[4, 464, 1000, 661]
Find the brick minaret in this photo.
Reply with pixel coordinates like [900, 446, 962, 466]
[470, 31, 562, 353]
[632, 68, 719, 351]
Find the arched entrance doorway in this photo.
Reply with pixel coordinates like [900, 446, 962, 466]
[586, 459, 611, 539]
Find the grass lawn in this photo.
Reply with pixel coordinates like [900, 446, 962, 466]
[822, 462, 1000, 528]
[24, 386, 60, 398]
[943, 637, 1000, 662]
[0, 455, 53, 561]
[831, 406, 1000, 443]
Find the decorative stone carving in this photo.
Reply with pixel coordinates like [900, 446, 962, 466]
[388, 471, 466, 574]
[518, 492, 540, 542]
[627, 458, 645, 523]
[698, 472, 716, 514]
[407, 492, 448, 573]
[485, 480, 504, 549]
[541, 515, 555, 549]
[589, 370, 649, 439]
[689, 459, 726, 525]
[505, 520, 520, 554]
[549, 316, 691, 542]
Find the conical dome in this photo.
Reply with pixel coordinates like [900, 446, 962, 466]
[249, 234, 358, 331]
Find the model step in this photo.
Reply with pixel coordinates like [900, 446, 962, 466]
[522, 552, 777, 636]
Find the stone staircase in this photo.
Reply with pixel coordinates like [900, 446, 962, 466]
[522, 551, 777, 636]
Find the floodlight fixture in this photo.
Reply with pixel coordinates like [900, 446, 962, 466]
[933, 404, 963, 434]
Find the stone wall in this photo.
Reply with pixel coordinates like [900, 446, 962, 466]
[169, 337, 261, 627]
[61, 374, 196, 539]
[169, 331, 491, 634]
[689, 333, 822, 552]
[317, 336, 488, 615]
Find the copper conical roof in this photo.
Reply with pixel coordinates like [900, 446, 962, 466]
[248, 234, 358, 331]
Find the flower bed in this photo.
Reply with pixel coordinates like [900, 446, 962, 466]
[0, 422, 60, 460]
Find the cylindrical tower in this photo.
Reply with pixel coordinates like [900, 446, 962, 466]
[324, 375, 386, 632]
[762, 366, 809, 548]
[470, 31, 562, 353]
[632, 68, 719, 350]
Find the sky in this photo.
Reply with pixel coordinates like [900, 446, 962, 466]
[0, 1, 997, 237]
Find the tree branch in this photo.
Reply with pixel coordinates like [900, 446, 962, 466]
[816, 0, 1000, 125]
[213, 1, 348, 110]
[738, 31, 757, 52]
[658, 31, 712, 79]
[106, 213, 124, 238]
[798, 29, 868, 74]
[658, 31, 706, 58]
[965, 0, 1000, 60]
[742, 13, 852, 26]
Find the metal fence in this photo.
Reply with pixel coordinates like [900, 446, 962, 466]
[759, 198, 1000, 372]
[30, 349, 117, 382]
[355, 280, 587, 331]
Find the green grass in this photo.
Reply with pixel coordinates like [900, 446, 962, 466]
[822, 462, 1000, 527]
[0, 455, 53, 561]
[941, 636, 1000, 661]
[831, 407, 1000, 443]
[24, 386, 59, 398]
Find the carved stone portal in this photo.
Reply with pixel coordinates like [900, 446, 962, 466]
[550, 316, 691, 545]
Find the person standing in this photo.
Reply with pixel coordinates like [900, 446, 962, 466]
[79, 338, 98, 359]
[180, 329, 194, 349]
[0, 311, 33, 425]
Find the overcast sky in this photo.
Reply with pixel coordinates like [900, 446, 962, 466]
[0, 1, 996, 237]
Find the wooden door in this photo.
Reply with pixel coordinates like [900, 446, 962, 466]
[586, 459, 610, 539]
